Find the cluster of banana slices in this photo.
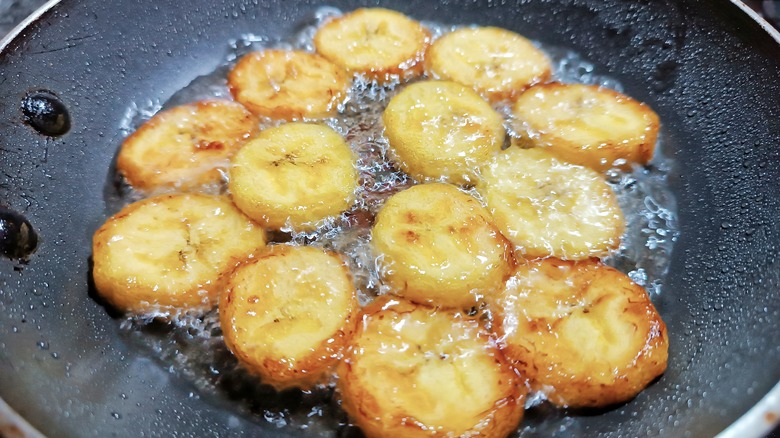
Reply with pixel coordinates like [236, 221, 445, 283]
[91, 6, 669, 438]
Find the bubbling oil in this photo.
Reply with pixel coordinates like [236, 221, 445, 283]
[111, 6, 679, 436]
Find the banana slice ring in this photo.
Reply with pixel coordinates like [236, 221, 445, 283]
[116, 100, 259, 193]
[228, 122, 358, 231]
[91, 194, 266, 315]
[490, 258, 669, 408]
[477, 147, 624, 260]
[426, 26, 552, 101]
[338, 297, 525, 438]
[220, 245, 358, 390]
[228, 50, 349, 120]
[372, 183, 513, 310]
[314, 8, 430, 82]
[382, 80, 505, 184]
[512, 83, 660, 171]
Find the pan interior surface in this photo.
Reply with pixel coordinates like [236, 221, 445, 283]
[0, 0, 778, 437]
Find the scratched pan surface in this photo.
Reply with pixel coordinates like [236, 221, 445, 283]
[0, 0, 779, 437]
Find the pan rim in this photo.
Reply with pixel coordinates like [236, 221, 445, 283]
[0, 397, 44, 438]
[0, 0, 777, 437]
[718, 380, 780, 438]
[711, 4, 780, 436]
[730, 0, 780, 43]
[0, 0, 61, 53]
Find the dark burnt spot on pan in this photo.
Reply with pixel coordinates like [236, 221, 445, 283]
[20, 90, 71, 137]
[652, 60, 680, 93]
[0, 205, 38, 260]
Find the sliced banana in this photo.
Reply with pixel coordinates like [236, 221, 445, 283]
[382, 80, 505, 184]
[116, 100, 259, 193]
[371, 183, 513, 310]
[314, 8, 430, 82]
[476, 147, 624, 260]
[512, 83, 660, 172]
[229, 122, 358, 231]
[228, 50, 349, 121]
[92, 194, 266, 315]
[425, 26, 552, 101]
[220, 245, 358, 390]
[338, 296, 525, 438]
[490, 258, 669, 408]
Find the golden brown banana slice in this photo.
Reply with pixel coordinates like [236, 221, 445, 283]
[512, 83, 660, 171]
[314, 8, 430, 82]
[476, 147, 624, 260]
[338, 297, 525, 438]
[228, 122, 358, 231]
[116, 100, 259, 193]
[425, 26, 552, 101]
[228, 50, 349, 120]
[371, 183, 513, 310]
[490, 258, 669, 408]
[220, 245, 358, 390]
[382, 80, 505, 184]
[92, 194, 266, 315]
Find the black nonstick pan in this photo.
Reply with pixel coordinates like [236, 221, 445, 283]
[1, 0, 779, 437]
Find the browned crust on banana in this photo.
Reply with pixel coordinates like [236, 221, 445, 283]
[491, 258, 669, 408]
[513, 82, 660, 172]
[314, 8, 431, 83]
[92, 194, 265, 314]
[425, 27, 552, 101]
[219, 245, 359, 391]
[116, 99, 259, 192]
[371, 183, 515, 310]
[228, 50, 349, 120]
[338, 296, 526, 438]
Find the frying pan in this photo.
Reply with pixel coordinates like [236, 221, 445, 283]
[0, 0, 779, 436]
